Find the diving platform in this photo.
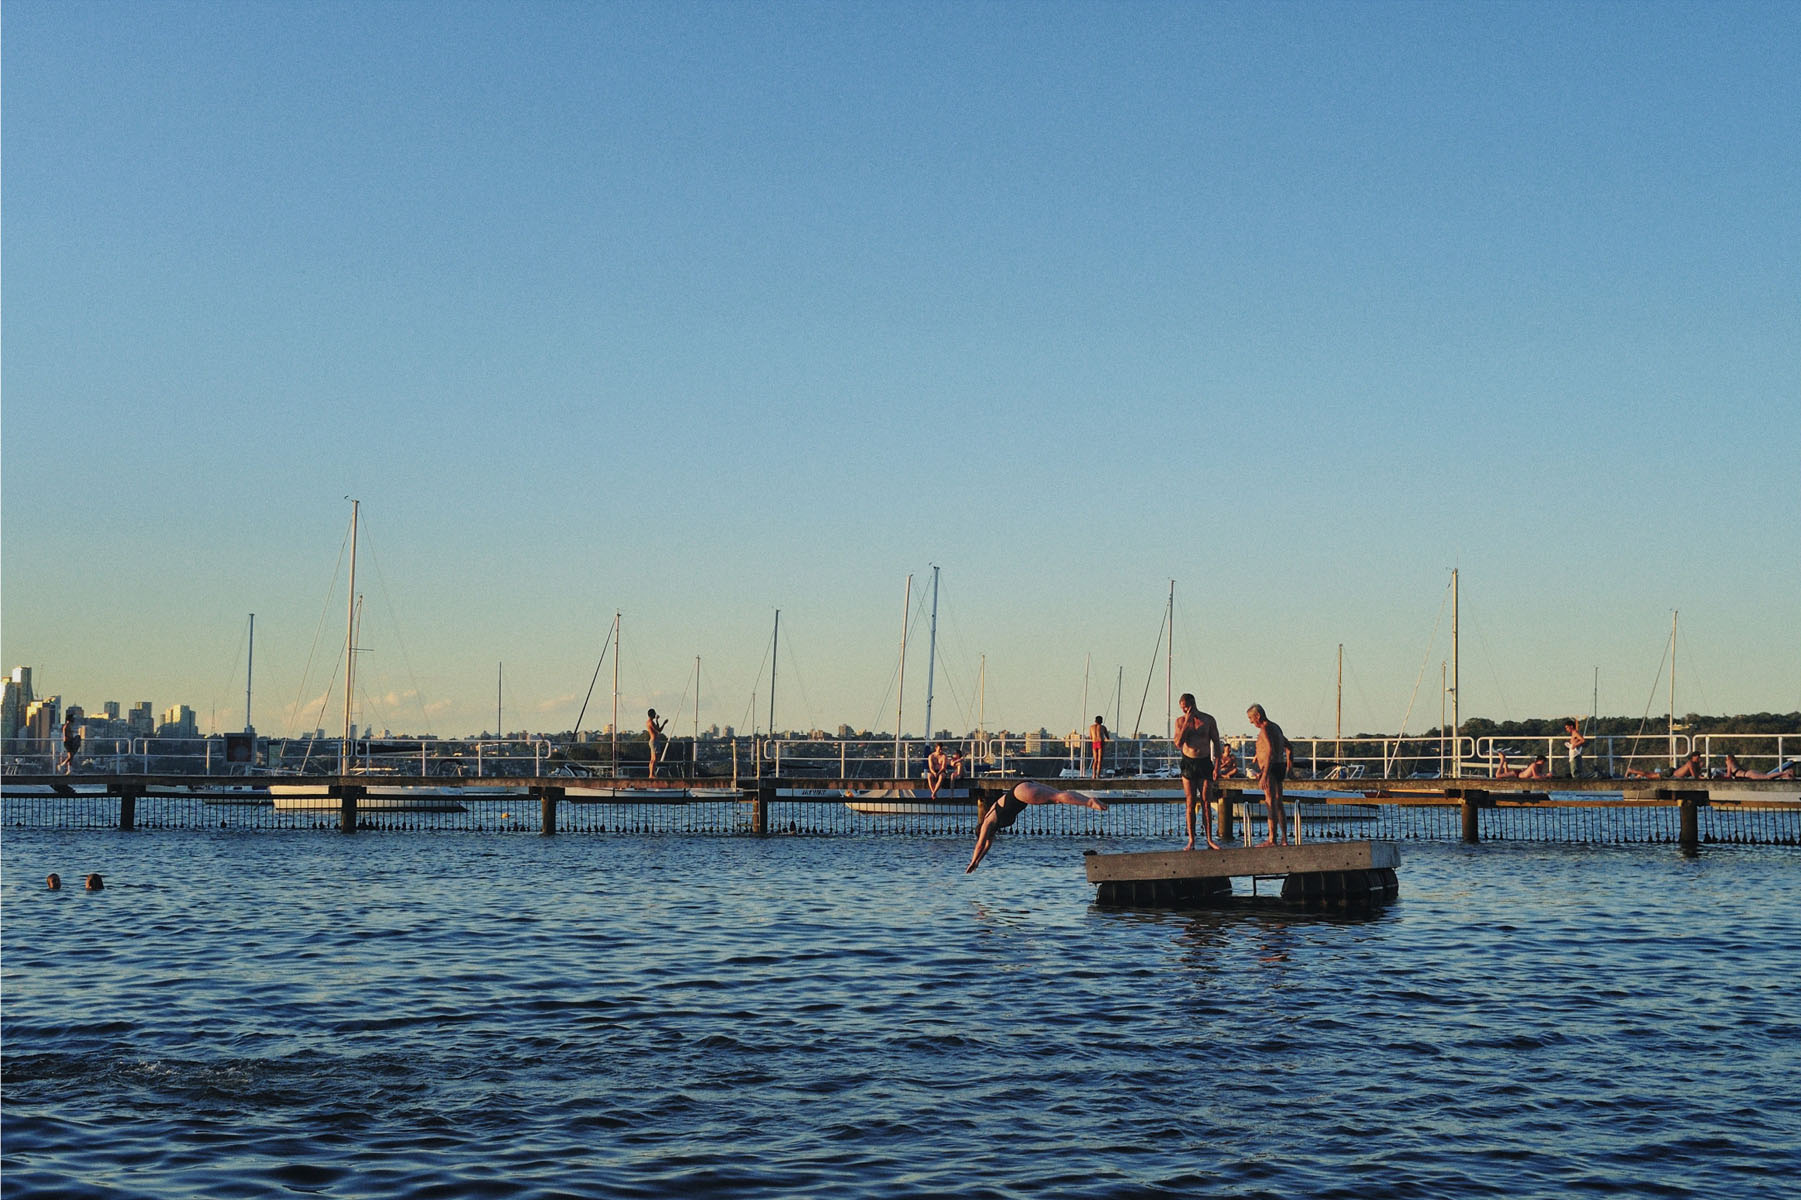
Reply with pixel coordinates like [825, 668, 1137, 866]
[1084, 840, 1402, 910]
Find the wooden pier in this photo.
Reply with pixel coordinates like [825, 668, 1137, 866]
[1084, 840, 1402, 910]
[3, 772, 1795, 849]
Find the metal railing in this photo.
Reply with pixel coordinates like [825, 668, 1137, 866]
[8, 730, 1794, 783]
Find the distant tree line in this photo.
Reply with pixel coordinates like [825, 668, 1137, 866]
[1406, 712, 1801, 740]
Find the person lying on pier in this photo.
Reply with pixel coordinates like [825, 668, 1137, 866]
[1494, 752, 1549, 779]
[926, 744, 950, 799]
[1624, 752, 1704, 779]
[1724, 755, 1798, 780]
[966, 780, 1108, 873]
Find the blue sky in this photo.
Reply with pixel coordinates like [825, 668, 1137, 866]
[4, 0, 1797, 742]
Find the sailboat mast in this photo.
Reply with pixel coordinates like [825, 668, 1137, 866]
[1336, 643, 1343, 764]
[769, 609, 780, 736]
[923, 566, 939, 744]
[612, 611, 620, 776]
[1451, 568, 1460, 779]
[1081, 653, 1090, 739]
[978, 654, 986, 743]
[342, 501, 358, 774]
[497, 662, 503, 739]
[1669, 610, 1678, 764]
[895, 574, 912, 776]
[245, 613, 255, 733]
[1164, 580, 1174, 739]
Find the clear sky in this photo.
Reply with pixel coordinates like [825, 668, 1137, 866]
[4, 1, 1797, 744]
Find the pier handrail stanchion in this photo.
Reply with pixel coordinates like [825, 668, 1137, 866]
[537, 785, 561, 836]
[336, 782, 362, 835]
[753, 779, 773, 836]
[1459, 788, 1486, 843]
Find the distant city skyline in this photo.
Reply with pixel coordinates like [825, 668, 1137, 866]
[5, 3, 1797, 739]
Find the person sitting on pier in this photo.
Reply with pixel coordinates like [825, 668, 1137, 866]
[645, 709, 669, 778]
[926, 744, 950, 799]
[1247, 703, 1295, 846]
[948, 750, 967, 780]
[1724, 755, 1798, 780]
[1175, 693, 1223, 850]
[1217, 743, 1241, 780]
[966, 780, 1108, 872]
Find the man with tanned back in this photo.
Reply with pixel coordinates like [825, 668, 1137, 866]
[1174, 693, 1222, 850]
[1247, 703, 1295, 846]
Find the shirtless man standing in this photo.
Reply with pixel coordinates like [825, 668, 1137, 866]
[1247, 703, 1295, 846]
[1174, 693, 1222, 850]
[644, 709, 669, 778]
[1088, 717, 1110, 777]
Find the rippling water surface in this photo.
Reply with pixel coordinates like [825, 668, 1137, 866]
[4, 828, 1798, 1199]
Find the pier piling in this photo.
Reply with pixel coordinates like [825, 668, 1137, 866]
[1458, 789, 1489, 843]
[536, 786, 562, 835]
[118, 786, 140, 832]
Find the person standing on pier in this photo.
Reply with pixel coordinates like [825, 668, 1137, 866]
[1175, 693, 1223, 850]
[1247, 703, 1294, 846]
[59, 714, 81, 774]
[1088, 716, 1110, 777]
[966, 780, 1108, 872]
[1563, 719, 1588, 778]
[645, 709, 669, 778]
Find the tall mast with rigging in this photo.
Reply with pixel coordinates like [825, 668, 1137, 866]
[341, 500, 359, 775]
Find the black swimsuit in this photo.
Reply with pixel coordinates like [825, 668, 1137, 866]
[991, 792, 1028, 829]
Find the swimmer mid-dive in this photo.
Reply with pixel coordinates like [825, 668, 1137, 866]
[966, 780, 1107, 873]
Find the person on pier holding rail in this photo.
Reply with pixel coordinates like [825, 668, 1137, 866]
[1088, 717, 1110, 777]
[1247, 703, 1295, 846]
[645, 709, 669, 778]
[1175, 693, 1223, 850]
[966, 780, 1107, 873]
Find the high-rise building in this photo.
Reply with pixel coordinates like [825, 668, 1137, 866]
[128, 702, 154, 738]
[103, 701, 121, 721]
[24, 697, 61, 742]
[2, 667, 33, 751]
[160, 705, 198, 739]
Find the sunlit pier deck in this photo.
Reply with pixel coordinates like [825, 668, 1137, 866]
[1083, 840, 1403, 910]
[3, 773, 1796, 847]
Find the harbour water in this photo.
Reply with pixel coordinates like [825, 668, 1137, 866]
[4, 828, 1798, 1198]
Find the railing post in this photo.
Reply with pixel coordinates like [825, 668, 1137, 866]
[118, 785, 140, 832]
[1217, 788, 1236, 845]
[753, 779, 773, 835]
[538, 786, 561, 835]
[1670, 788, 1705, 851]
[336, 783, 361, 834]
[1459, 788, 1486, 843]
